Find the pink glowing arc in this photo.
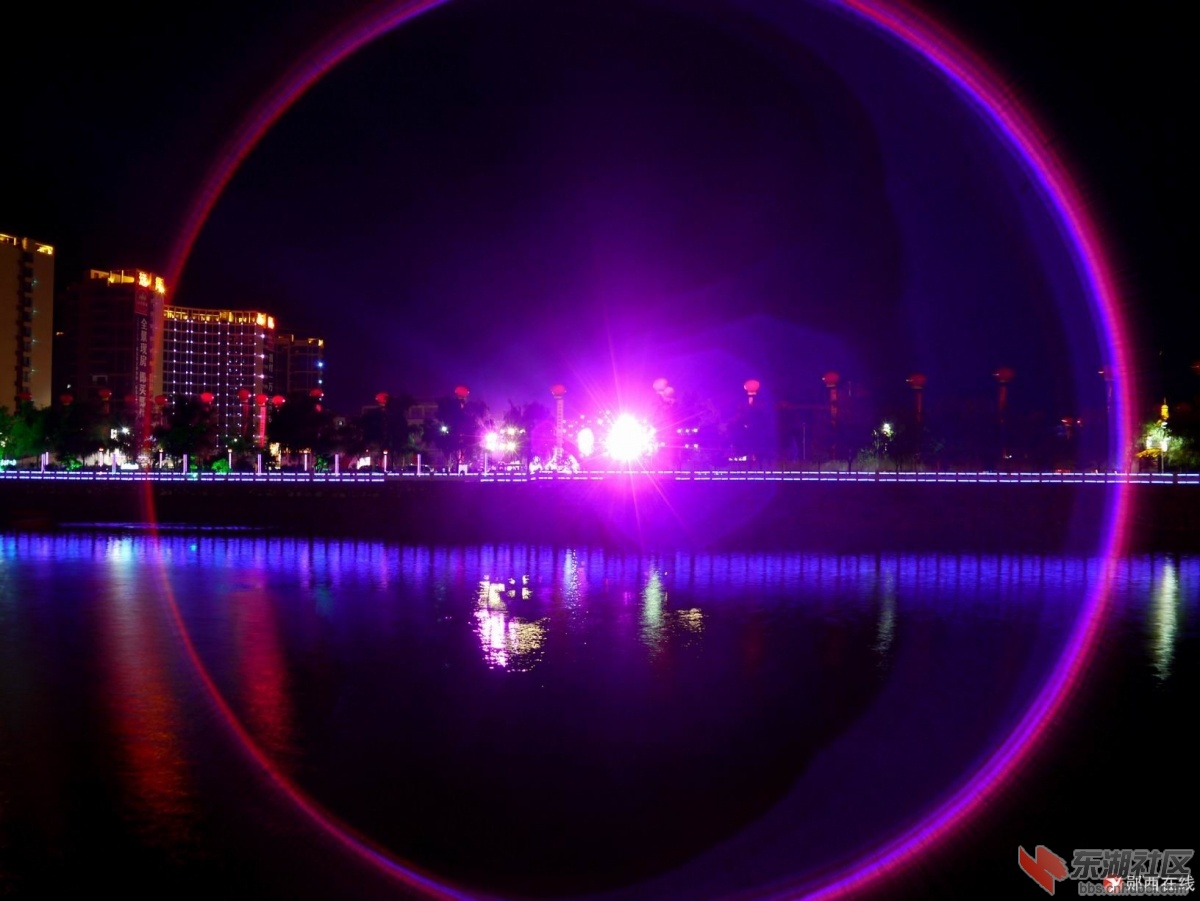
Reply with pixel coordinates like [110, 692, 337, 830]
[159, 1, 1135, 899]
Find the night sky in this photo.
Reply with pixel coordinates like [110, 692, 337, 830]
[2, 0, 1191, 422]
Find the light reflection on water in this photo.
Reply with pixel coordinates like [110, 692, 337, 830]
[1151, 559, 1181, 681]
[0, 531, 1195, 899]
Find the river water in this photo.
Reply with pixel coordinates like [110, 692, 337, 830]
[0, 529, 1194, 899]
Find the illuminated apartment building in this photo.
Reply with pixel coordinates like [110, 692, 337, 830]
[161, 306, 277, 441]
[53, 267, 167, 437]
[274, 333, 325, 395]
[0, 232, 54, 408]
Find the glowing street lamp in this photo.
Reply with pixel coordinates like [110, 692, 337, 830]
[743, 379, 760, 407]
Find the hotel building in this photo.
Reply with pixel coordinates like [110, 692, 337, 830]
[274, 333, 325, 396]
[1, 232, 55, 408]
[53, 268, 167, 438]
[161, 305, 277, 441]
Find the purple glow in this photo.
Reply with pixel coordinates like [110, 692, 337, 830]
[155, 0, 1137, 897]
[604, 413, 657, 463]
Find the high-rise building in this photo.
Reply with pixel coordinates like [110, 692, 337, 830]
[274, 333, 324, 396]
[53, 267, 167, 438]
[161, 305, 277, 441]
[0, 232, 55, 408]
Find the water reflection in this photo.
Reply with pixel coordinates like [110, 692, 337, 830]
[1151, 558, 1180, 682]
[474, 577, 547, 671]
[0, 531, 1196, 900]
[97, 543, 194, 849]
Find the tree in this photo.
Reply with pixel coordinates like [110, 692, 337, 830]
[153, 395, 218, 462]
[267, 391, 334, 462]
[0, 401, 49, 463]
[498, 401, 549, 466]
[45, 400, 103, 465]
[429, 395, 489, 468]
[1136, 417, 1196, 472]
[328, 416, 367, 466]
[361, 392, 416, 463]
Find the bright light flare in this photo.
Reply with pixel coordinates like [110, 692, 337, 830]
[483, 431, 498, 452]
[603, 414, 656, 463]
[577, 427, 595, 458]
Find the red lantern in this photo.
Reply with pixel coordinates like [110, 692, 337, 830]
[60, 393, 73, 406]
[237, 388, 251, 403]
[17, 391, 32, 403]
[375, 391, 389, 407]
[822, 371, 840, 388]
[743, 379, 760, 394]
[550, 384, 567, 398]
[97, 388, 113, 401]
[309, 388, 324, 399]
[993, 366, 1015, 384]
[652, 377, 669, 393]
[453, 385, 469, 401]
[271, 394, 285, 407]
[199, 391, 215, 406]
[255, 392, 269, 406]
[155, 394, 169, 407]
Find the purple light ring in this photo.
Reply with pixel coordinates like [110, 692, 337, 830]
[759, 2, 1136, 897]
[157, 1, 1137, 898]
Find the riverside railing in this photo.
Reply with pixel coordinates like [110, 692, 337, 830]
[2, 469, 1196, 485]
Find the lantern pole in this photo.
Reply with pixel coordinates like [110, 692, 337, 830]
[993, 367, 1015, 467]
[551, 384, 567, 466]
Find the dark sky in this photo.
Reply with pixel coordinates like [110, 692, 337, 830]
[1, 0, 1191, 422]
